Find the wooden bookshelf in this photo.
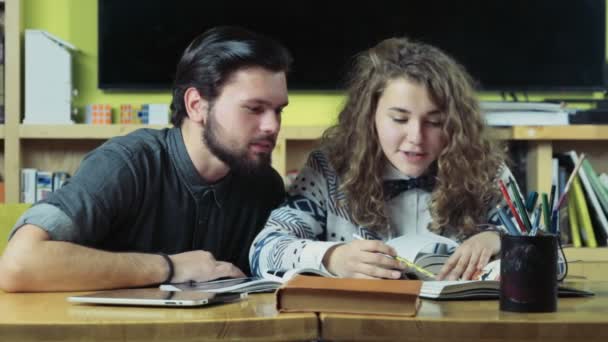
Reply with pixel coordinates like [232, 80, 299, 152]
[19, 124, 171, 139]
[513, 125, 608, 140]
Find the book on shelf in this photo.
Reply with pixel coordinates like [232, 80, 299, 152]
[160, 268, 333, 293]
[276, 275, 422, 316]
[571, 175, 598, 247]
[568, 151, 608, 243]
[20, 168, 37, 204]
[483, 111, 570, 126]
[36, 171, 53, 201]
[480, 101, 573, 126]
[20, 169, 71, 204]
[568, 191, 583, 248]
[480, 101, 565, 113]
[599, 173, 608, 190]
[581, 159, 608, 217]
[420, 280, 594, 300]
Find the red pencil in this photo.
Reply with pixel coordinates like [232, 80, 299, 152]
[498, 179, 527, 234]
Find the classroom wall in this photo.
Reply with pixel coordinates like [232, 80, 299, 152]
[22, 0, 606, 126]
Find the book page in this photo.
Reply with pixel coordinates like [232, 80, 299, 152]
[264, 268, 334, 283]
[386, 233, 459, 262]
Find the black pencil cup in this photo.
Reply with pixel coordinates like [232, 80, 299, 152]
[499, 234, 558, 313]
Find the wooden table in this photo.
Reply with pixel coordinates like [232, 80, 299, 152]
[320, 281, 608, 342]
[0, 292, 317, 341]
[3, 282, 608, 341]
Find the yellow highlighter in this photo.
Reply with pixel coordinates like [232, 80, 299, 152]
[394, 256, 436, 280]
[352, 233, 436, 280]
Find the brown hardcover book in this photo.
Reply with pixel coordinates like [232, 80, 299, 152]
[276, 275, 422, 316]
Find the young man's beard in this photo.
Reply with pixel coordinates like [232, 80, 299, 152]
[202, 109, 273, 176]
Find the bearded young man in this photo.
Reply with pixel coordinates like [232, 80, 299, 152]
[0, 27, 292, 292]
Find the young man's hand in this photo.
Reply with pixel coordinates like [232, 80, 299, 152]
[436, 231, 500, 281]
[169, 250, 245, 283]
[322, 240, 406, 279]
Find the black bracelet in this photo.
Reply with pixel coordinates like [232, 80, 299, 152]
[158, 253, 174, 284]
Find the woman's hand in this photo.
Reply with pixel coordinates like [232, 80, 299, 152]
[437, 231, 501, 280]
[322, 240, 406, 279]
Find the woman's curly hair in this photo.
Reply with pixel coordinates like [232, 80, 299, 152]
[321, 37, 506, 237]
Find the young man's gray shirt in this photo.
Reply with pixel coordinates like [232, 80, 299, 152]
[11, 128, 285, 275]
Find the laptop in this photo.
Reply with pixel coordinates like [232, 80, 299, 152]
[68, 288, 247, 307]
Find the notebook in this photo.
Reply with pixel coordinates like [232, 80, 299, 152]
[68, 288, 247, 307]
[160, 268, 333, 293]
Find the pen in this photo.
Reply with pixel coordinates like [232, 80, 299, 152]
[352, 233, 436, 280]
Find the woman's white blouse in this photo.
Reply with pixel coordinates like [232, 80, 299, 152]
[249, 150, 512, 277]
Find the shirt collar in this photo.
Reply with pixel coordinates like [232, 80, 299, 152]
[167, 127, 231, 207]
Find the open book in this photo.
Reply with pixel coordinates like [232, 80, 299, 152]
[420, 280, 594, 300]
[386, 233, 462, 280]
[160, 268, 332, 293]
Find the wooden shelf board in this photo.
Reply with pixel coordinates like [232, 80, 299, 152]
[279, 126, 513, 140]
[564, 247, 608, 262]
[489, 127, 512, 140]
[16, 124, 608, 141]
[279, 126, 327, 140]
[19, 124, 171, 139]
[513, 125, 608, 140]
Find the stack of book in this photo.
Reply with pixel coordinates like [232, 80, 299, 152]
[481, 101, 571, 126]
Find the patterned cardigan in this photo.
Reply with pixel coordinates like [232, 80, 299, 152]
[249, 150, 512, 277]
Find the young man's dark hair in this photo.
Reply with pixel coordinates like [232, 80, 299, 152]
[170, 26, 292, 127]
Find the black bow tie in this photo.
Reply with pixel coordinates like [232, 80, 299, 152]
[383, 176, 436, 200]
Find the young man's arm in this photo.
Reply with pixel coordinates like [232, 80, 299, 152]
[0, 225, 244, 292]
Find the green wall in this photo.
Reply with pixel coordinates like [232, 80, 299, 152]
[23, 0, 605, 125]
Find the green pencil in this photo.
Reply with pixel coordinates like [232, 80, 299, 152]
[541, 193, 551, 232]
